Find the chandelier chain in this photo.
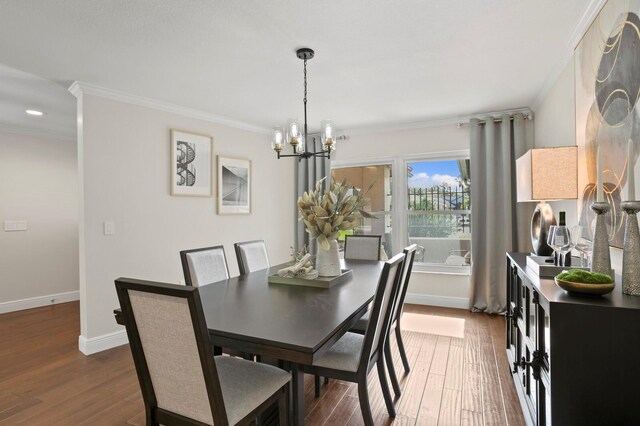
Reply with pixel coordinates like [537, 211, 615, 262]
[303, 59, 307, 105]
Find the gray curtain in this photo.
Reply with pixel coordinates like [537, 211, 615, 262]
[295, 134, 331, 255]
[469, 113, 530, 313]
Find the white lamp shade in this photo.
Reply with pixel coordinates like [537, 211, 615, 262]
[516, 146, 578, 202]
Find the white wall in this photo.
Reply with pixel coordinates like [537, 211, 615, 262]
[0, 132, 78, 311]
[334, 125, 472, 308]
[76, 93, 294, 351]
[533, 60, 580, 230]
[533, 59, 623, 271]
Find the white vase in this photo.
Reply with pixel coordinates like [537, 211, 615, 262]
[316, 239, 341, 277]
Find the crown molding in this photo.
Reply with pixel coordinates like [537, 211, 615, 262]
[0, 123, 75, 142]
[530, 0, 606, 112]
[67, 81, 271, 135]
[344, 107, 533, 136]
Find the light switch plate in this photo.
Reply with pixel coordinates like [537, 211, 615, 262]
[103, 221, 115, 236]
[4, 220, 28, 231]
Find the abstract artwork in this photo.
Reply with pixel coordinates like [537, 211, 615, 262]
[575, 0, 640, 247]
[170, 129, 213, 196]
[217, 156, 251, 214]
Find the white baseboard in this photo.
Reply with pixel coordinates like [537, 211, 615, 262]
[0, 290, 79, 314]
[405, 293, 469, 310]
[78, 330, 128, 355]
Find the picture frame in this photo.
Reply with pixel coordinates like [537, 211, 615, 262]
[574, 0, 640, 248]
[170, 129, 213, 197]
[217, 156, 251, 214]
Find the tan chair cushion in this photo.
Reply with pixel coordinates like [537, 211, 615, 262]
[345, 236, 380, 260]
[186, 249, 229, 287]
[238, 241, 270, 273]
[350, 310, 370, 333]
[130, 291, 214, 424]
[216, 356, 290, 424]
[130, 291, 290, 425]
[312, 332, 364, 372]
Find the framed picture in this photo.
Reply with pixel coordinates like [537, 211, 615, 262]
[217, 156, 251, 214]
[574, 0, 640, 247]
[170, 129, 213, 197]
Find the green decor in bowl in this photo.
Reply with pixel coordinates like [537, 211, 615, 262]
[554, 269, 615, 296]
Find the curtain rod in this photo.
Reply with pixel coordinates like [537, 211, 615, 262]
[456, 113, 533, 128]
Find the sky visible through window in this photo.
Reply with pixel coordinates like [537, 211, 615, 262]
[407, 160, 461, 188]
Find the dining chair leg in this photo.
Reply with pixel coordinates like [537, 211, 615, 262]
[278, 389, 288, 426]
[357, 376, 375, 426]
[384, 338, 401, 398]
[324, 377, 329, 384]
[314, 374, 321, 398]
[376, 359, 397, 418]
[145, 406, 158, 426]
[395, 324, 411, 373]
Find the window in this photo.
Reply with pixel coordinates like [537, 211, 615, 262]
[331, 164, 393, 258]
[407, 159, 471, 269]
[331, 151, 470, 274]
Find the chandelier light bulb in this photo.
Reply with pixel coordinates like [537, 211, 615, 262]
[322, 120, 336, 152]
[271, 127, 285, 152]
[287, 119, 301, 150]
[298, 134, 306, 153]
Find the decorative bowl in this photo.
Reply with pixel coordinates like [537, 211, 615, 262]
[554, 278, 615, 296]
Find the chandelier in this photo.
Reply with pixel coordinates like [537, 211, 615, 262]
[271, 48, 338, 160]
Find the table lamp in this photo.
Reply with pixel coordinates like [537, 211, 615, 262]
[516, 146, 578, 256]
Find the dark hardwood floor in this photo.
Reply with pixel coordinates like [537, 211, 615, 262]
[0, 302, 524, 425]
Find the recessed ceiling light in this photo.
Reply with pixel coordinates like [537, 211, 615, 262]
[25, 109, 45, 116]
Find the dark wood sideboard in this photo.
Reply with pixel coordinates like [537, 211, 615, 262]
[506, 252, 640, 425]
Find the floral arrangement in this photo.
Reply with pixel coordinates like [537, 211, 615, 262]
[297, 178, 375, 250]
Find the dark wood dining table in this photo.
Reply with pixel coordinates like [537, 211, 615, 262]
[115, 258, 383, 425]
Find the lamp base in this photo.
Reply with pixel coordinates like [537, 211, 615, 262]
[531, 202, 556, 256]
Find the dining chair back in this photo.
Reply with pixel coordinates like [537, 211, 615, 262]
[305, 253, 405, 425]
[180, 245, 230, 287]
[347, 244, 417, 400]
[359, 252, 405, 371]
[385, 244, 417, 395]
[115, 278, 226, 425]
[344, 235, 382, 260]
[116, 278, 290, 426]
[390, 244, 418, 329]
[234, 240, 270, 274]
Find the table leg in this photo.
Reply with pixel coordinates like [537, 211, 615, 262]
[291, 363, 305, 425]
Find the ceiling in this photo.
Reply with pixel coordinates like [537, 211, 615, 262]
[0, 0, 593, 137]
[0, 64, 76, 140]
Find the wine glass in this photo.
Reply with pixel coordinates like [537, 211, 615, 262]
[548, 225, 572, 266]
[547, 225, 558, 262]
[571, 225, 593, 267]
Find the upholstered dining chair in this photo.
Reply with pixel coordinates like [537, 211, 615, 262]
[350, 244, 417, 398]
[344, 235, 382, 260]
[303, 253, 406, 425]
[180, 245, 230, 287]
[234, 240, 270, 275]
[180, 245, 253, 360]
[115, 278, 290, 426]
